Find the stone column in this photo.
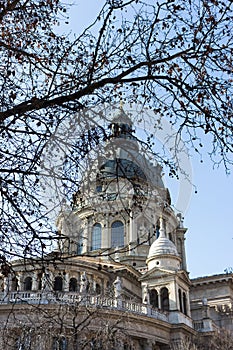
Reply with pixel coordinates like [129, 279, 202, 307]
[125, 214, 130, 246]
[92, 278, 96, 293]
[181, 236, 187, 270]
[128, 213, 134, 255]
[32, 274, 38, 291]
[63, 272, 69, 292]
[158, 290, 161, 309]
[18, 273, 24, 291]
[186, 291, 191, 317]
[77, 271, 81, 291]
[3, 275, 11, 301]
[88, 274, 93, 293]
[82, 218, 89, 253]
[102, 214, 109, 249]
[3, 276, 9, 293]
[176, 227, 187, 271]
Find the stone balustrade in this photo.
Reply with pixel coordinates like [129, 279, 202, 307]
[193, 320, 204, 331]
[0, 291, 168, 322]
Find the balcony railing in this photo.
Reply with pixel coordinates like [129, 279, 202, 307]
[0, 291, 168, 322]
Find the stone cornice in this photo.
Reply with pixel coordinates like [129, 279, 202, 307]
[191, 273, 233, 287]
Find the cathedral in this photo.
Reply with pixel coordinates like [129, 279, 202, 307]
[0, 108, 232, 349]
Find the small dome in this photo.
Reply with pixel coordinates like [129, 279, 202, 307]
[147, 236, 181, 271]
[147, 217, 180, 271]
[147, 236, 179, 259]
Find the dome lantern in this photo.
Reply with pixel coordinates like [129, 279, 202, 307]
[109, 105, 135, 141]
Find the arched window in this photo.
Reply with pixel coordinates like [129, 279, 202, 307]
[149, 289, 159, 308]
[54, 276, 63, 291]
[11, 277, 18, 291]
[69, 278, 78, 292]
[96, 283, 101, 295]
[161, 287, 169, 311]
[183, 291, 187, 315]
[24, 277, 32, 291]
[91, 223, 102, 251]
[111, 221, 124, 248]
[178, 288, 183, 312]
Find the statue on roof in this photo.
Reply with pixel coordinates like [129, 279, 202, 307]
[113, 276, 122, 299]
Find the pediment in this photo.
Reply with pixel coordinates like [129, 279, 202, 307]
[140, 267, 175, 281]
[177, 270, 191, 285]
[140, 267, 191, 285]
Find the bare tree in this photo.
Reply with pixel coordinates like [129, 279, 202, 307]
[171, 338, 199, 350]
[1, 299, 134, 350]
[171, 330, 233, 350]
[198, 329, 233, 350]
[1, 0, 233, 259]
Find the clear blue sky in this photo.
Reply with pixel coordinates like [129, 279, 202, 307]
[165, 149, 233, 278]
[62, 0, 233, 278]
[182, 155, 233, 278]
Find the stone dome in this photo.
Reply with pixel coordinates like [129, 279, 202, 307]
[147, 236, 179, 259]
[147, 218, 181, 271]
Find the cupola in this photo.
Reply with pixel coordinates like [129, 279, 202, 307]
[147, 217, 181, 271]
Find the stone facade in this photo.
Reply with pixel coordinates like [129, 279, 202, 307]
[0, 108, 232, 349]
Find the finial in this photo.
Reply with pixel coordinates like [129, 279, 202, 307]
[120, 100, 124, 109]
[159, 216, 166, 238]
